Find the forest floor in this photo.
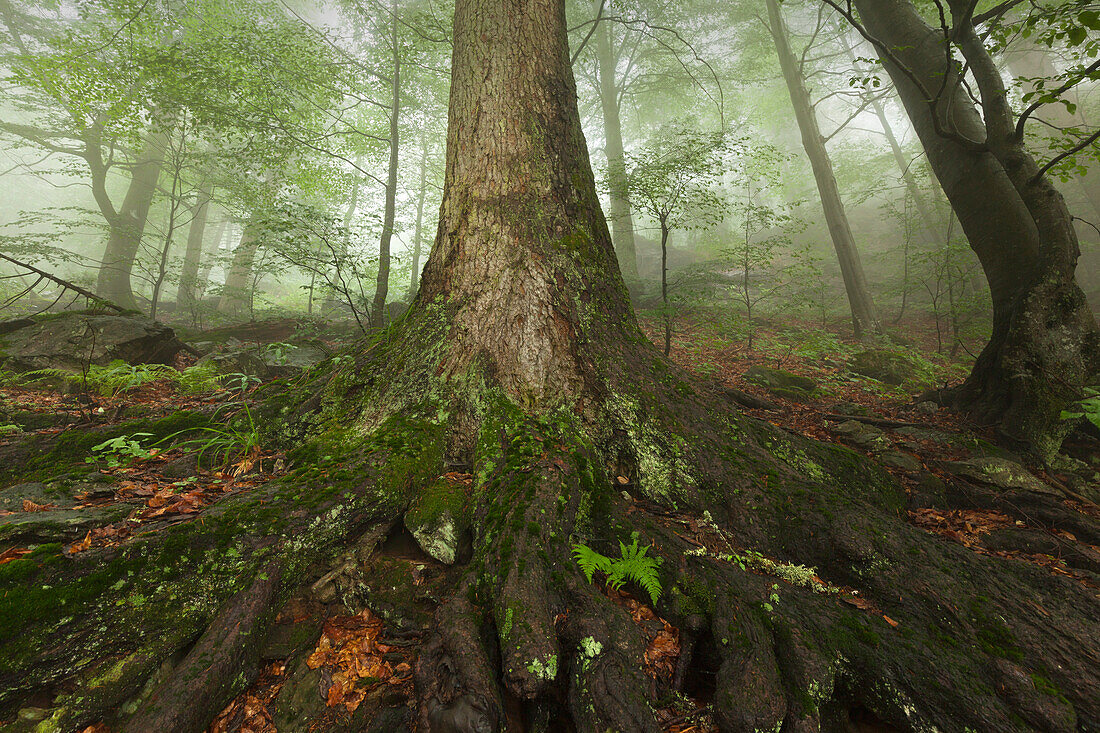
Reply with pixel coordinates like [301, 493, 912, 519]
[1, 309, 1097, 733]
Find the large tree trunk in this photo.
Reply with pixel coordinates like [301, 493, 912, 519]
[371, 5, 400, 329]
[594, 2, 639, 284]
[95, 122, 172, 311]
[851, 0, 1100, 459]
[175, 182, 212, 317]
[3, 1, 1099, 732]
[766, 0, 881, 339]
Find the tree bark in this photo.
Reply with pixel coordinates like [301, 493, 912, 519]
[371, 4, 400, 329]
[176, 182, 212, 317]
[850, 0, 1100, 459]
[217, 218, 260, 317]
[766, 0, 881, 339]
[594, 2, 639, 284]
[95, 122, 173, 312]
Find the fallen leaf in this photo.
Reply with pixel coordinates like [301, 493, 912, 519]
[0, 547, 31, 564]
[22, 499, 55, 512]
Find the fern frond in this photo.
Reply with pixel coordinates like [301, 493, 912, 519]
[572, 544, 613, 584]
[574, 536, 663, 605]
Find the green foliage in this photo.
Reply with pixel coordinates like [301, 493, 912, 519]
[172, 363, 223, 394]
[160, 402, 261, 469]
[84, 361, 177, 396]
[573, 533, 663, 605]
[1061, 387, 1100, 429]
[86, 433, 155, 468]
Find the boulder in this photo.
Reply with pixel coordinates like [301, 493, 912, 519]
[743, 365, 819, 401]
[0, 312, 184, 373]
[833, 420, 891, 452]
[194, 349, 273, 381]
[848, 349, 920, 386]
[945, 457, 1062, 497]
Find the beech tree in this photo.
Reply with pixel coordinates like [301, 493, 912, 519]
[826, 0, 1100, 458]
[1, 1, 1099, 732]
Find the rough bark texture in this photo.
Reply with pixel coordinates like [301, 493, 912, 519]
[766, 0, 881, 339]
[95, 123, 172, 312]
[1, 2, 1098, 732]
[594, 4, 639, 284]
[850, 0, 1100, 459]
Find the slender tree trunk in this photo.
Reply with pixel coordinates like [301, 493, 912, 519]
[217, 220, 260, 318]
[851, 0, 1100, 458]
[176, 182, 212, 315]
[95, 122, 172, 311]
[766, 0, 881, 339]
[323, 174, 363, 314]
[594, 1, 639, 283]
[371, 5, 400, 328]
[409, 135, 430, 300]
[660, 220, 670, 356]
[194, 218, 226, 304]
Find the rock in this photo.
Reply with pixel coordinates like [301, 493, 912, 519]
[833, 420, 891, 452]
[0, 482, 50, 511]
[945, 457, 1062, 497]
[907, 472, 950, 509]
[195, 349, 273, 381]
[848, 349, 920, 386]
[0, 507, 118, 544]
[911, 400, 940, 415]
[404, 478, 470, 564]
[0, 312, 184, 373]
[878, 451, 922, 472]
[831, 401, 870, 417]
[743, 365, 818, 401]
[271, 659, 327, 733]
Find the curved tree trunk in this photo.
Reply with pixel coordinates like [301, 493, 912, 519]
[594, 2, 639, 284]
[766, 0, 881, 339]
[2, 1, 1099, 732]
[850, 0, 1100, 459]
[95, 122, 173, 312]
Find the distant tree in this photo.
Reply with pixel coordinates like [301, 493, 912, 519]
[623, 124, 730, 355]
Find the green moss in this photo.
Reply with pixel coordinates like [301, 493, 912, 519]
[969, 596, 1023, 662]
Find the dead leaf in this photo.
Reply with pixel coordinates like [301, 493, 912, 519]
[22, 499, 55, 512]
[0, 547, 31, 564]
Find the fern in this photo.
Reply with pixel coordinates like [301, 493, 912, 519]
[19, 367, 73, 384]
[573, 533, 663, 605]
[171, 363, 222, 394]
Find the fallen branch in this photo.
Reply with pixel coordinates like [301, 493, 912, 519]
[0, 252, 125, 313]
